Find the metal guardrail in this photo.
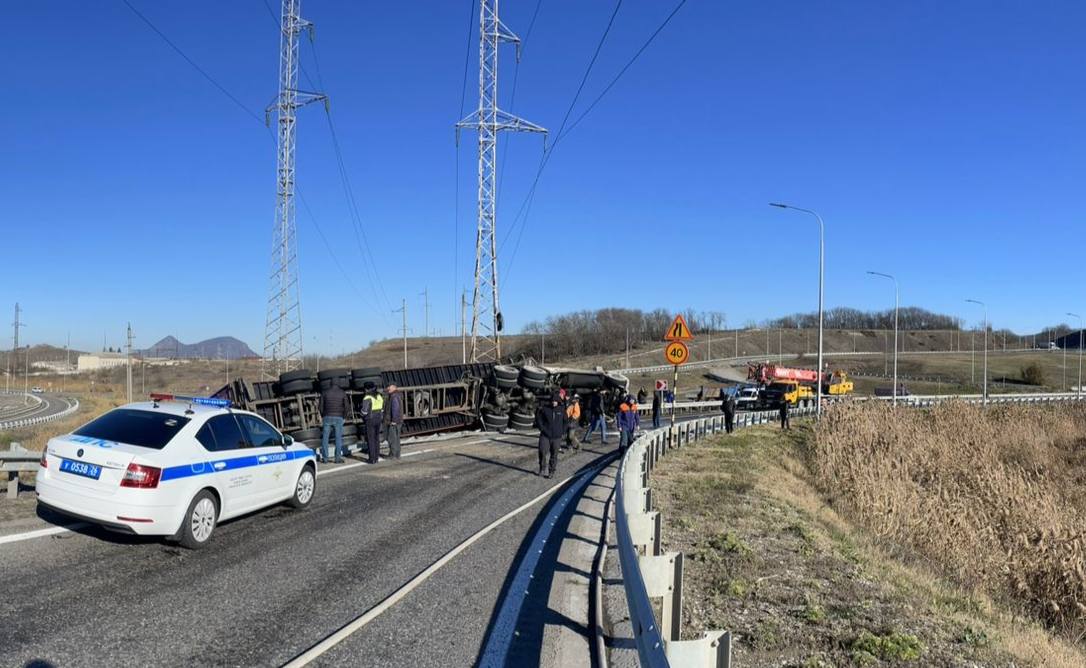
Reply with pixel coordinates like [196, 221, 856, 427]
[613, 390, 1086, 667]
[1, 442, 42, 499]
[0, 396, 80, 431]
[615, 405, 816, 667]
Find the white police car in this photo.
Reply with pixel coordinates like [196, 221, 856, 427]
[36, 393, 317, 548]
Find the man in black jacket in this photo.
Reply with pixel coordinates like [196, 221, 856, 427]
[535, 391, 566, 479]
[319, 382, 349, 463]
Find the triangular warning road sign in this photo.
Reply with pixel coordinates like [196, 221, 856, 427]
[664, 314, 694, 341]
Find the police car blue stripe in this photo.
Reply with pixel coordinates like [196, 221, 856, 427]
[160, 448, 315, 482]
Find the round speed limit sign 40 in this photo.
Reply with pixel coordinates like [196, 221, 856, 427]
[664, 341, 689, 366]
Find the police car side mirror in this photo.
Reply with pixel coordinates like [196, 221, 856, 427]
[282, 434, 294, 447]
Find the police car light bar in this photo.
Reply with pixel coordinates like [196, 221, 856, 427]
[149, 393, 231, 408]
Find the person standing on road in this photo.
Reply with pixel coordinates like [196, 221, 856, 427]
[651, 390, 662, 429]
[582, 390, 608, 444]
[318, 381, 349, 463]
[361, 383, 385, 464]
[385, 383, 403, 459]
[617, 395, 637, 451]
[565, 394, 581, 451]
[779, 398, 790, 431]
[723, 392, 736, 434]
[637, 386, 647, 404]
[534, 390, 566, 478]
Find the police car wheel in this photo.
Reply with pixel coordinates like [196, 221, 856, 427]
[289, 465, 316, 508]
[178, 490, 218, 549]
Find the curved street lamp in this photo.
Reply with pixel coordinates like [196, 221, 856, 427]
[867, 271, 899, 405]
[770, 203, 825, 417]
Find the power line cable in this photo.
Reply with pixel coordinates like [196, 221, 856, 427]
[121, 0, 265, 125]
[495, 0, 545, 204]
[502, 0, 687, 281]
[455, 0, 478, 328]
[501, 0, 625, 276]
[121, 0, 391, 328]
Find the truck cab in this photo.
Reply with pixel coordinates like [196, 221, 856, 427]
[764, 380, 814, 408]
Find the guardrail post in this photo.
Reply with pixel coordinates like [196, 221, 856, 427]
[629, 510, 662, 556]
[6, 472, 18, 500]
[668, 630, 732, 668]
[639, 551, 684, 641]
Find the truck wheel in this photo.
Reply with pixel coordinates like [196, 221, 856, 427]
[280, 369, 313, 384]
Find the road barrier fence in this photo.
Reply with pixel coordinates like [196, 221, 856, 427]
[613, 390, 1086, 667]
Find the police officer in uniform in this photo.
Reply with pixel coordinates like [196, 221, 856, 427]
[362, 383, 385, 464]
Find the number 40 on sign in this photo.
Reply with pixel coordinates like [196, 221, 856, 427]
[664, 341, 689, 366]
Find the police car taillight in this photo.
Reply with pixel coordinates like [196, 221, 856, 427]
[121, 463, 161, 489]
[39, 450, 48, 468]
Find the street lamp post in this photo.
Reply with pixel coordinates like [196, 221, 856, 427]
[1068, 312, 1083, 396]
[867, 271, 899, 405]
[966, 299, 988, 405]
[771, 203, 825, 417]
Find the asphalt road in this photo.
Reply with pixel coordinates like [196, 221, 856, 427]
[0, 430, 620, 667]
[0, 392, 76, 428]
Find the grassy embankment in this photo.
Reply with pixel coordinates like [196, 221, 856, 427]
[650, 402, 1086, 667]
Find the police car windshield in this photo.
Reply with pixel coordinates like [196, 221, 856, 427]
[73, 409, 191, 450]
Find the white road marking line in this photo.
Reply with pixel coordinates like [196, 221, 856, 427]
[0, 524, 85, 546]
[281, 462, 609, 668]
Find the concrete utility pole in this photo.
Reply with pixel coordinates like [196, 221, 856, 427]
[456, 0, 546, 363]
[771, 203, 826, 417]
[625, 327, 630, 368]
[420, 288, 430, 338]
[394, 299, 408, 368]
[868, 271, 899, 405]
[126, 323, 134, 403]
[63, 331, 69, 393]
[1069, 312, 1083, 395]
[262, 0, 327, 380]
[967, 299, 988, 405]
[23, 345, 29, 404]
[734, 329, 738, 358]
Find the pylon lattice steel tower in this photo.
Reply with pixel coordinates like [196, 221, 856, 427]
[457, 0, 546, 363]
[263, 0, 326, 379]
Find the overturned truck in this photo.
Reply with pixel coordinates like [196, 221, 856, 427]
[214, 363, 629, 451]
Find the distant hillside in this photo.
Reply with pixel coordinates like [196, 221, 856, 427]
[0, 344, 83, 371]
[144, 336, 257, 360]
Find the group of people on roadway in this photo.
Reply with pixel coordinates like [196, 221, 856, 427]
[533, 389, 640, 479]
[318, 381, 403, 465]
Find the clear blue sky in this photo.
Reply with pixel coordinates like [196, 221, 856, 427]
[4, 1, 1085, 354]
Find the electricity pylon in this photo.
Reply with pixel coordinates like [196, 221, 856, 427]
[457, 0, 546, 363]
[262, 0, 327, 379]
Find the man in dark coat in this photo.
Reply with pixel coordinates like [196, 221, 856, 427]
[582, 390, 608, 444]
[318, 381, 349, 463]
[779, 398, 790, 431]
[722, 392, 736, 434]
[651, 390, 662, 429]
[535, 391, 566, 479]
[385, 383, 403, 459]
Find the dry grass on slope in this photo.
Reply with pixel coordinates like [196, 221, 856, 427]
[811, 401, 1086, 641]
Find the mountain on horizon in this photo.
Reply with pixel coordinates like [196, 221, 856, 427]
[144, 336, 258, 360]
